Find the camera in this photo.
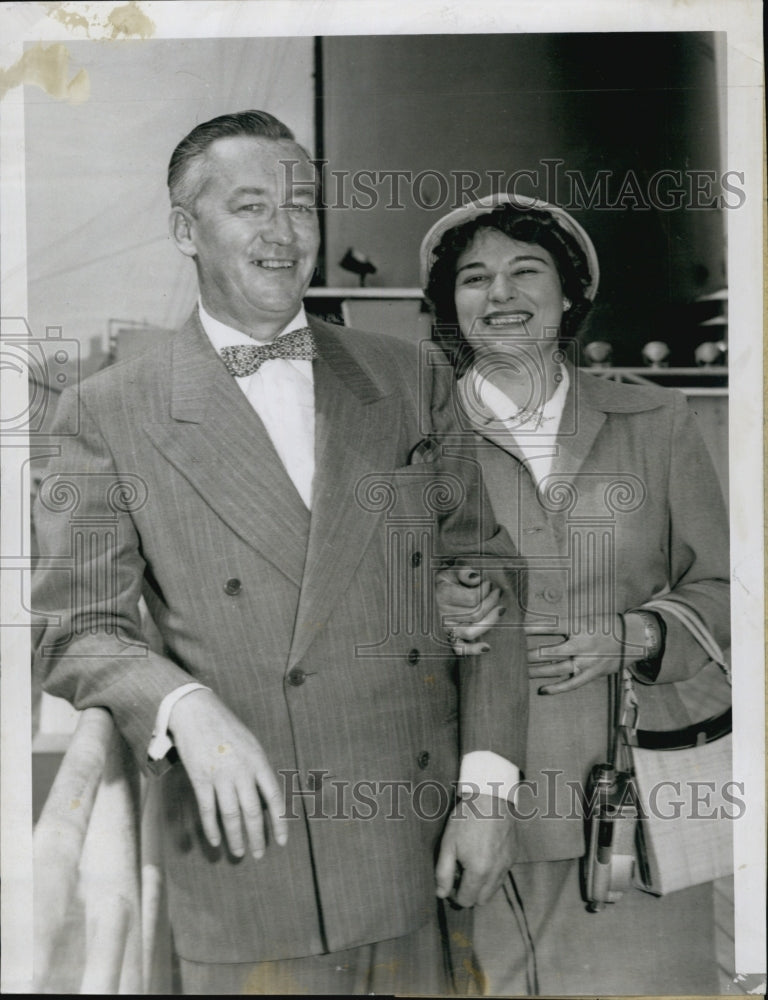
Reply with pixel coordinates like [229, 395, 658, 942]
[581, 762, 638, 912]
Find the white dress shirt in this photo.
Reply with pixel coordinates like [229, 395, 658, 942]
[200, 300, 316, 508]
[149, 304, 520, 802]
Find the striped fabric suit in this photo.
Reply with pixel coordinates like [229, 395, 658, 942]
[32, 313, 527, 965]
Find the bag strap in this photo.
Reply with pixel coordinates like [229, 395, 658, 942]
[606, 617, 638, 772]
[621, 599, 731, 751]
[633, 707, 731, 750]
[642, 597, 731, 682]
[615, 666, 639, 772]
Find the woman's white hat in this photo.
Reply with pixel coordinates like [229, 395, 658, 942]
[419, 192, 600, 299]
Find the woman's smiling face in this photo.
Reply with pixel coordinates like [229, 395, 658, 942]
[453, 228, 565, 356]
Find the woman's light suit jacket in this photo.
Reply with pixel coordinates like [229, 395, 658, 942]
[464, 366, 730, 862]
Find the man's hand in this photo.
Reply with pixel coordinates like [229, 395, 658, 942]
[168, 688, 287, 859]
[436, 566, 506, 655]
[435, 794, 518, 907]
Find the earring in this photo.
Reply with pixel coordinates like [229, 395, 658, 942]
[563, 297, 572, 311]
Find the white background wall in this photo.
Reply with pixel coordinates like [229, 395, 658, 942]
[24, 37, 314, 356]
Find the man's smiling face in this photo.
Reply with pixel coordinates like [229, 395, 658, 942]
[172, 136, 319, 341]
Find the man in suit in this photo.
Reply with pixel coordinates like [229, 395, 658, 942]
[32, 110, 527, 995]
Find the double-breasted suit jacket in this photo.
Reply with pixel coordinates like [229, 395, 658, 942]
[33, 313, 527, 963]
[462, 366, 730, 863]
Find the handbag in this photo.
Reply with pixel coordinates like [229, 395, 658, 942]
[582, 600, 733, 910]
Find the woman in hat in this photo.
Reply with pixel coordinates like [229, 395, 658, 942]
[421, 195, 730, 995]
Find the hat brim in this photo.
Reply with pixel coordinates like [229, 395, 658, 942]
[419, 193, 600, 299]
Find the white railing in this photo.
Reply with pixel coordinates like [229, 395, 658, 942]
[33, 708, 171, 994]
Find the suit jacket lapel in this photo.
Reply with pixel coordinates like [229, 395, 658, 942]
[143, 313, 310, 587]
[288, 321, 398, 669]
[548, 367, 607, 480]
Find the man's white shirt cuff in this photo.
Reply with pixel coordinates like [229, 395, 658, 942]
[458, 751, 521, 803]
[148, 683, 211, 761]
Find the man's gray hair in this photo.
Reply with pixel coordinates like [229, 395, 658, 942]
[167, 109, 296, 211]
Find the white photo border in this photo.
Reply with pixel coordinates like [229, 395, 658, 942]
[1, 0, 764, 993]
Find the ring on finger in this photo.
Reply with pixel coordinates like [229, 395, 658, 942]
[446, 628, 463, 645]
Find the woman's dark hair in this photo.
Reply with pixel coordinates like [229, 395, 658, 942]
[424, 204, 594, 373]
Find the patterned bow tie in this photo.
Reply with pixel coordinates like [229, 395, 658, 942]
[220, 327, 318, 377]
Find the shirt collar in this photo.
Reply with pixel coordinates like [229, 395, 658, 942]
[198, 299, 309, 351]
[463, 361, 570, 433]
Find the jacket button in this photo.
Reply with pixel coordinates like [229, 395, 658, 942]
[417, 751, 430, 769]
[543, 587, 562, 603]
[287, 668, 306, 687]
[224, 578, 242, 596]
[407, 648, 420, 665]
[411, 551, 422, 568]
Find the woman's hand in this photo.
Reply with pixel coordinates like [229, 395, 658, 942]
[527, 615, 626, 693]
[435, 566, 506, 655]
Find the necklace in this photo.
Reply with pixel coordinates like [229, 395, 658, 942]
[457, 369, 563, 432]
[501, 406, 558, 430]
